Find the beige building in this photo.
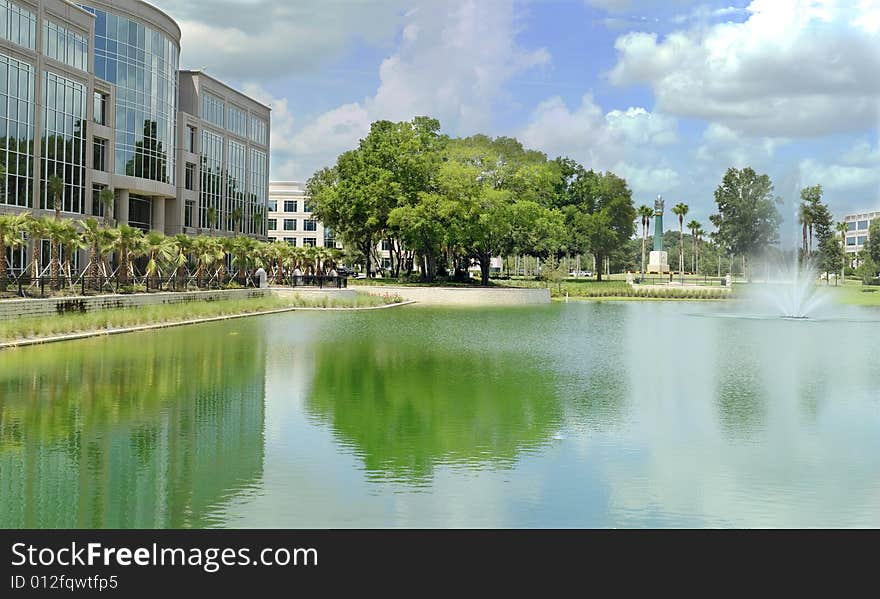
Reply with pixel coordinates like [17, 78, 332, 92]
[267, 181, 339, 249]
[843, 210, 879, 263]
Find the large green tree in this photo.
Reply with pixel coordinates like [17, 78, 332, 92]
[709, 167, 782, 279]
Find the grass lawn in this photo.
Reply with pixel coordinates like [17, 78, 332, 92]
[824, 280, 880, 307]
[0, 292, 401, 343]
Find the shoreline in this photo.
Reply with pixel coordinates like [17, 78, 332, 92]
[0, 300, 416, 351]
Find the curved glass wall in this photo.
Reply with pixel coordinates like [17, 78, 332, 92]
[82, 5, 178, 185]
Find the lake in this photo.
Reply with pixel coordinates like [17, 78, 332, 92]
[1, 301, 878, 527]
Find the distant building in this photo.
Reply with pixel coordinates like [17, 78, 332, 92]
[267, 181, 338, 249]
[842, 210, 880, 264]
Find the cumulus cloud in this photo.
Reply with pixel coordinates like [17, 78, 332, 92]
[520, 94, 681, 196]
[281, 0, 551, 179]
[608, 0, 880, 137]
[151, 0, 409, 79]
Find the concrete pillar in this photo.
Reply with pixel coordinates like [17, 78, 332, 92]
[116, 189, 130, 226]
[151, 196, 166, 233]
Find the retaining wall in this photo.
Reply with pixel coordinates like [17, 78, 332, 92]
[355, 285, 550, 306]
[0, 288, 271, 320]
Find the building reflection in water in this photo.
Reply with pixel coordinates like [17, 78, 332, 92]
[0, 322, 267, 528]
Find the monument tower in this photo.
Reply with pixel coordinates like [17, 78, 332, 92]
[647, 195, 670, 273]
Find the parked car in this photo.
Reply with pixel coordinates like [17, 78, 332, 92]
[335, 266, 355, 277]
[569, 270, 593, 277]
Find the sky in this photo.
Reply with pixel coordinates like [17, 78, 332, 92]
[150, 0, 880, 236]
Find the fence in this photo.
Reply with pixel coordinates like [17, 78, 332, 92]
[632, 274, 728, 287]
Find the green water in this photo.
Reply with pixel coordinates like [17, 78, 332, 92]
[1, 302, 879, 528]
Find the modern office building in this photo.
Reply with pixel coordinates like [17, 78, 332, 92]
[0, 0, 270, 272]
[267, 181, 338, 250]
[842, 210, 879, 264]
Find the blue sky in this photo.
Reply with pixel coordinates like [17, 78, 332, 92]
[152, 0, 880, 234]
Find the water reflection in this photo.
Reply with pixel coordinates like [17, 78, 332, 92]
[305, 338, 564, 484]
[0, 323, 266, 528]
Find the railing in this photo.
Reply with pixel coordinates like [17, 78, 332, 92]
[1, 272, 259, 298]
[290, 275, 348, 289]
[632, 274, 728, 286]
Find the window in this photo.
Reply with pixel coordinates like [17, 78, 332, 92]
[93, 92, 107, 125]
[0, 1, 37, 50]
[184, 200, 194, 228]
[324, 227, 335, 248]
[199, 129, 223, 229]
[846, 237, 857, 246]
[283, 219, 296, 231]
[43, 20, 88, 71]
[284, 200, 297, 212]
[857, 236, 868, 245]
[91, 184, 106, 217]
[186, 125, 196, 153]
[284, 237, 296, 245]
[268, 218, 277, 231]
[249, 115, 267, 145]
[303, 238, 317, 247]
[303, 200, 313, 213]
[41, 71, 87, 214]
[227, 104, 247, 137]
[201, 93, 224, 127]
[247, 148, 267, 235]
[303, 219, 317, 232]
[185, 162, 195, 190]
[93, 139, 107, 171]
[381, 240, 390, 251]
[847, 221, 857, 231]
[267, 200, 277, 212]
[858, 220, 869, 230]
[0, 54, 35, 208]
[226, 139, 246, 231]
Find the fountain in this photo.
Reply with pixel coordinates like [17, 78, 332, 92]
[750, 259, 828, 319]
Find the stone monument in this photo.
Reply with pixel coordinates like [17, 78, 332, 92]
[647, 195, 670, 274]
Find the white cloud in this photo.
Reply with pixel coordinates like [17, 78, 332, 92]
[799, 158, 880, 191]
[613, 162, 681, 193]
[151, 0, 409, 79]
[609, 0, 880, 137]
[606, 107, 678, 146]
[283, 0, 551, 179]
[695, 123, 787, 167]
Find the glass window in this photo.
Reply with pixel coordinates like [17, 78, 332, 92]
[91, 184, 105, 217]
[285, 238, 296, 245]
[303, 238, 317, 247]
[199, 129, 223, 229]
[0, 2, 36, 50]
[857, 220, 869, 230]
[0, 53, 34, 208]
[303, 200, 313, 213]
[248, 148, 267, 235]
[184, 199, 194, 228]
[93, 92, 107, 125]
[268, 218, 276, 231]
[284, 200, 297, 212]
[186, 125, 196, 152]
[41, 71, 86, 214]
[267, 200, 277, 212]
[201, 93, 224, 128]
[185, 162, 195, 190]
[283, 219, 296, 231]
[846, 237, 857, 246]
[249, 115, 267, 145]
[225, 139, 246, 232]
[857, 236, 868, 245]
[43, 19, 88, 72]
[847, 221, 857, 231]
[93, 139, 106, 171]
[227, 104, 247, 137]
[303, 219, 317, 232]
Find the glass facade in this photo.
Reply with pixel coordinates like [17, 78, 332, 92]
[199, 129, 223, 229]
[247, 148, 267, 235]
[226, 139, 246, 231]
[249, 115, 266, 146]
[41, 71, 86, 214]
[0, 52, 34, 208]
[83, 5, 178, 185]
[43, 20, 89, 72]
[227, 104, 246, 138]
[0, 1, 36, 50]
[201, 93, 224, 128]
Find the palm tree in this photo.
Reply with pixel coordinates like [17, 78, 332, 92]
[143, 231, 176, 289]
[190, 235, 220, 288]
[0, 211, 28, 292]
[205, 205, 218, 236]
[80, 218, 108, 290]
[231, 235, 257, 282]
[637, 205, 652, 277]
[114, 224, 144, 286]
[798, 203, 812, 262]
[251, 208, 264, 236]
[694, 224, 705, 275]
[171, 234, 192, 288]
[231, 206, 243, 234]
[44, 218, 70, 289]
[216, 236, 235, 285]
[836, 221, 849, 285]
[687, 219, 700, 274]
[57, 220, 83, 287]
[25, 215, 51, 281]
[672, 203, 689, 283]
[47, 174, 64, 221]
[98, 188, 115, 226]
